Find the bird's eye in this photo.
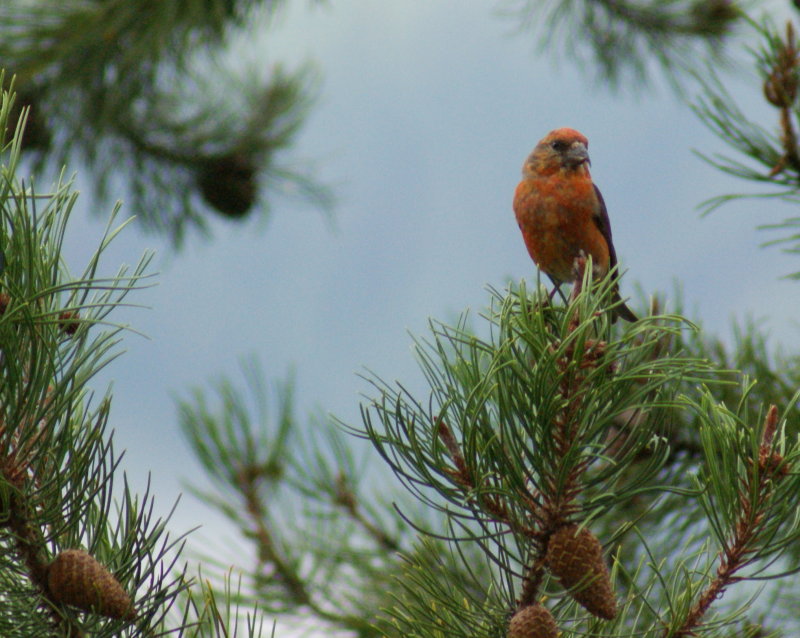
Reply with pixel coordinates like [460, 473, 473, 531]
[550, 140, 567, 151]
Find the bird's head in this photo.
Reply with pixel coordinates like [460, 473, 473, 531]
[522, 128, 591, 177]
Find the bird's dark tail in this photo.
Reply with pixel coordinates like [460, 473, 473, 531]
[611, 288, 637, 323]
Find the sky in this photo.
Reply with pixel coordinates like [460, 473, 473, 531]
[46, 0, 800, 632]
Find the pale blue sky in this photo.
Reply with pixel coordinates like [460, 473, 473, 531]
[50, 0, 799, 629]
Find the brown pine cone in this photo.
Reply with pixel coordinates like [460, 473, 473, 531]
[47, 549, 135, 620]
[545, 524, 617, 620]
[507, 603, 558, 638]
[197, 153, 257, 219]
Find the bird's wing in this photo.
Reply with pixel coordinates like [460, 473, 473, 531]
[592, 184, 618, 271]
[593, 184, 638, 322]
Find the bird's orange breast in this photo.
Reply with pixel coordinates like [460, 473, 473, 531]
[513, 174, 610, 283]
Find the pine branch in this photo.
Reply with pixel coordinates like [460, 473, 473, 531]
[236, 461, 311, 608]
[665, 399, 800, 636]
[0, 0, 332, 244]
[692, 17, 800, 271]
[331, 470, 401, 552]
[0, 77, 227, 636]
[177, 360, 396, 636]
[355, 269, 728, 635]
[172, 276, 800, 635]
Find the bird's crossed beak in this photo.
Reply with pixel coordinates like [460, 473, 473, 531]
[566, 141, 590, 167]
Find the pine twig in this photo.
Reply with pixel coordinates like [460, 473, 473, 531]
[235, 465, 311, 607]
[1, 400, 83, 637]
[764, 22, 800, 178]
[436, 418, 536, 537]
[235, 462, 376, 634]
[436, 418, 554, 614]
[517, 556, 547, 608]
[539, 256, 607, 530]
[670, 405, 791, 637]
[332, 471, 400, 552]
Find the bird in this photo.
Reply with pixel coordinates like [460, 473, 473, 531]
[513, 127, 637, 322]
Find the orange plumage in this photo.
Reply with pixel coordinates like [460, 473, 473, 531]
[513, 128, 637, 322]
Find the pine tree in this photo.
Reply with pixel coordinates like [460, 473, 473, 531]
[173, 3, 800, 637]
[0, 77, 271, 636]
[176, 273, 800, 637]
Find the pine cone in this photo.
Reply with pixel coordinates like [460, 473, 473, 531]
[197, 153, 257, 219]
[507, 604, 558, 638]
[47, 549, 135, 620]
[545, 524, 617, 620]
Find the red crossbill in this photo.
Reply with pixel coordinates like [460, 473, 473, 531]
[513, 128, 637, 322]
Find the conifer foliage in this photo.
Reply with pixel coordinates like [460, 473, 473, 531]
[0, 0, 331, 244]
[0, 80, 250, 637]
[356, 268, 800, 637]
[175, 269, 800, 636]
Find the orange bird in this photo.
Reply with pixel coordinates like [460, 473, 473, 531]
[513, 128, 637, 322]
